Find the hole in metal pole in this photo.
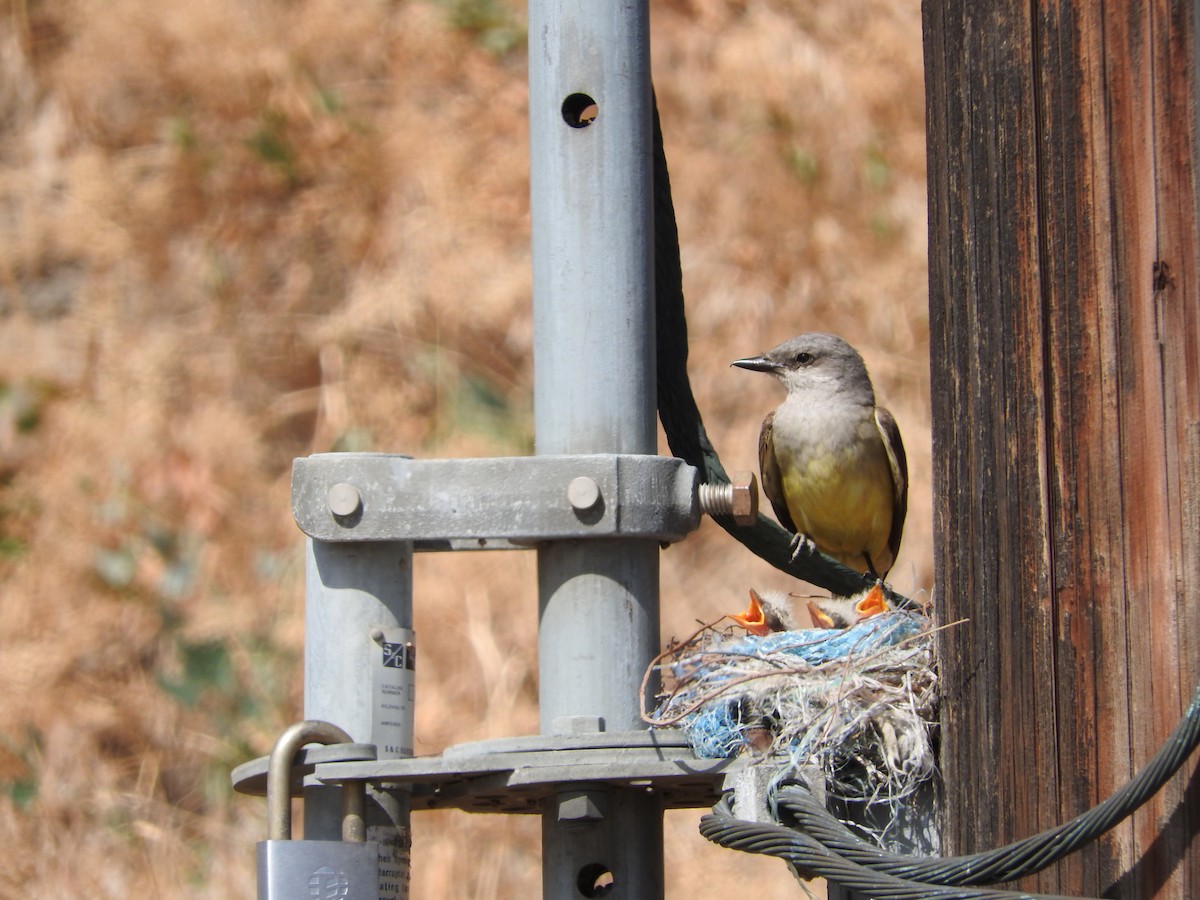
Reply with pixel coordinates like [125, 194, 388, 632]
[562, 93, 599, 128]
[576, 862, 614, 897]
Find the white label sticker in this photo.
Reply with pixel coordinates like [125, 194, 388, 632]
[371, 626, 415, 759]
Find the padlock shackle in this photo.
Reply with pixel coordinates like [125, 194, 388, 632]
[266, 720, 365, 842]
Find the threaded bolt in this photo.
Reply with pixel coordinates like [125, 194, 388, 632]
[698, 472, 758, 525]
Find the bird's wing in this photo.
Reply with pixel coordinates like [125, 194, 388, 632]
[875, 406, 909, 567]
[758, 411, 797, 533]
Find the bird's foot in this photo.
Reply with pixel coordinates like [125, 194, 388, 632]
[788, 533, 817, 563]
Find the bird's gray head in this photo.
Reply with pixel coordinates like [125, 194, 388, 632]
[732, 332, 876, 403]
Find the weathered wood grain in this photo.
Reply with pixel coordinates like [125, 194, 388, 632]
[924, 0, 1200, 895]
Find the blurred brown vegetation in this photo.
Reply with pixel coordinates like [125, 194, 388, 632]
[0, 0, 928, 896]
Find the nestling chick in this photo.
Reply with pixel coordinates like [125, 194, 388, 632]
[730, 584, 890, 634]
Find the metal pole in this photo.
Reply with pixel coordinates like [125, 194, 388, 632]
[304, 536, 414, 900]
[528, 0, 662, 894]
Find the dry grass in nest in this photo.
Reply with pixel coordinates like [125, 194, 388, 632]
[647, 611, 938, 832]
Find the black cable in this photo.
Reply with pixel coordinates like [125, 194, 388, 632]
[700, 794, 1095, 900]
[773, 681, 1200, 885]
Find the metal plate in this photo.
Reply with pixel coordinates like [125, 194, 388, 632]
[310, 729, 743, 814]
[232, 743, 378, 797]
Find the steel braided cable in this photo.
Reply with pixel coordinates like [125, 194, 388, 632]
[700, 794, 1097, 900]
[773, 680, 1200, 885]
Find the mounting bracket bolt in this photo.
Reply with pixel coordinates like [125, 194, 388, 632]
[697, 472, 758, 526]
[566, 475, 601, 512]
[327, 482, 363, 518]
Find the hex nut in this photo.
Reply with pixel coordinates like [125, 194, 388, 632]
[558, 791, 605, 824]
[729, 471, 759, 525]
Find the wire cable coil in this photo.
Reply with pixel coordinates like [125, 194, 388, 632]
[700, 680, 1200, 899]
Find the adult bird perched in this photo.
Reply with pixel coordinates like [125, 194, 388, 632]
[733, 333, 908, 579]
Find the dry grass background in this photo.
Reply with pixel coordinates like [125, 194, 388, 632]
[0, 0, 928, 896]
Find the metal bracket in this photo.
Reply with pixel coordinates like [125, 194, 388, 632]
[232, 729, 740, 816]
[310, 730, 740, 814]
[292, 453, 703, 548]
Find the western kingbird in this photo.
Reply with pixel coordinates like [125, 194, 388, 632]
[732, 333, 908, 578]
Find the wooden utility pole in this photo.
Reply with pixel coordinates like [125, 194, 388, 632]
[924, 1, 1200, 897]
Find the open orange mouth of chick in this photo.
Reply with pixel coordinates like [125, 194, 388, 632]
[729, 589, 772, 636]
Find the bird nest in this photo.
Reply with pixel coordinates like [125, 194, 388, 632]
[644, 606, 939, 811]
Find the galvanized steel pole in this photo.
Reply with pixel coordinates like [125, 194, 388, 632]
[528, 0, 663, 893]
[303, 538, 414, 899]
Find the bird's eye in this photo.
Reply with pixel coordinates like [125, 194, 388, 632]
[794, 351, 814, 365]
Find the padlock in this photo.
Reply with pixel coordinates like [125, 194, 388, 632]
[257, 720, 379, 900]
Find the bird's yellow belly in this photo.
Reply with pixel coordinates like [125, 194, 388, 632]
[780, 439, 893, 570]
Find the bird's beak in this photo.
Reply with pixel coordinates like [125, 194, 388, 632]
[806, 584, 891, 630]
[730, 589, 772, 636]
[853, 583, 889, 620]
[730, 354, 778, 373]
[806, 599, 839, 629]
